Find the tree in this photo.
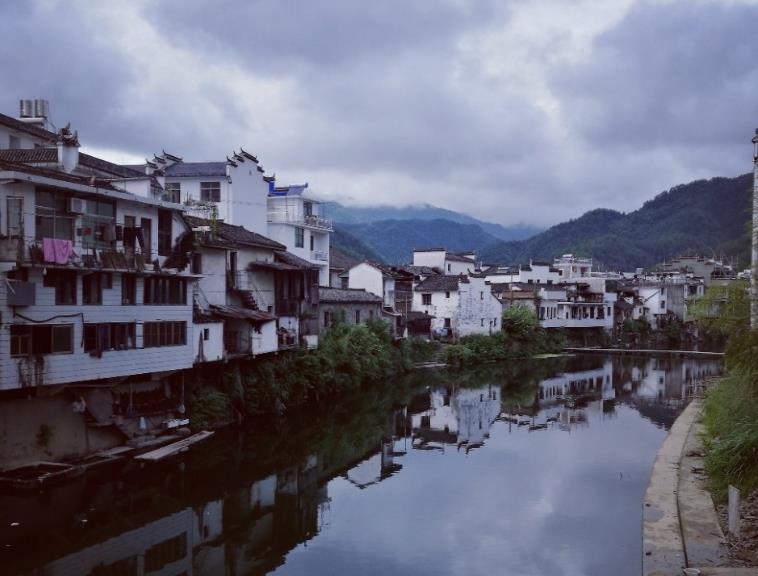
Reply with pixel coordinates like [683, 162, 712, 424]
[691, 281, 750, 336]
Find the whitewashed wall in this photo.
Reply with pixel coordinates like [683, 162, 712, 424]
[458, 277, 501, 337]
[0, 268, 194, 390]
[348, 263, 384, 299]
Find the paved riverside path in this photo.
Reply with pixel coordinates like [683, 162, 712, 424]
[643, 399, 758, 576]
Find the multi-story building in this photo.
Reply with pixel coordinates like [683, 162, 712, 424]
[412, 274, 501, 338]
[0, 123, 199, 458]
[266, 184, 332, 286]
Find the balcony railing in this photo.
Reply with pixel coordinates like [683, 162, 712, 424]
[311, 250, 328, 262]
[267, 211, 333, 231]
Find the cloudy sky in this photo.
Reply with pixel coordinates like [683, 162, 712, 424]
[2, 0, 757, 227]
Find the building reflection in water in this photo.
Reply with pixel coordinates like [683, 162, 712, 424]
[1, 355, 721, 576]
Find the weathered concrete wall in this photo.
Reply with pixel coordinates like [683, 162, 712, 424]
[0, 395, 121, 467]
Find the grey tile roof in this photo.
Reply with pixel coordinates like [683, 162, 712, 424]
[396, 265, 442, 277]
[319, 287, 383, 303]
[0, 148, 149, 179]
[162, 162, 227, 177]
[414, 275, 463, 292]
[187, 216, 285, 251]
[446, 253, 476, 263]
[276, 251, 319, 269]
[0, 158, 121, 191]
[0, 147, 57, 163]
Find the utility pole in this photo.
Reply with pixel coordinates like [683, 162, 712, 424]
[752, 129, 758, 329]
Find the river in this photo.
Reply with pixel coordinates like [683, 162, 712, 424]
[1, 354, 721, 576]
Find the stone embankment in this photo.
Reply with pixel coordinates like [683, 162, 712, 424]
[643, 399, 758, 576]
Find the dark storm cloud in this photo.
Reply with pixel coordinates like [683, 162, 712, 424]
[2, 1, 756, 226]
[0, 2, 136, 141]
[552, 1, 758, 161]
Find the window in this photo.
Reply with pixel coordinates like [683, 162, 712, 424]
[203, 328, 210, 341]
[141, 218, 152, 258]
[81, 199, 116, 250]
[481, 318, 485, 327]
[143, 276, 187, 305]
[445, 291, 450, 299]
[355, 310, 361, 324]
[480, 292, 484, 299]
[447, 264, 451, 272]
[369, 310, 374, 320]
[303, 201, 313, 217]
[44, 269, 77, 305]
[158, 209, 172, 256]
[9, 134, 19, 148]
[82, 272, 103, 304]
[10, 324, 73, 356]
[191, 253, 202, 275]
[493, 317, 497, 327]
[35, 190, 74, 241]
[295, 227, 304, 248]
[660, 300, 666, 310]
[122, 274, 136, 305]
[200, 181, 221, 202]
[123, 215, 136, 249]
[444, 318, 451, 328]
[422, 293, 432, 306]
[164, 182, 181, 203]
[7, 197, 23, 237]
[144, 533, 187, 573]
[84, 323, 136, 352]
[324, 311, 330, 327]
[143, 321, 187, 347]
[310, 234, 314, 251]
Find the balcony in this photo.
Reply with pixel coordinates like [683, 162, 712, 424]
[311, 250, 328, 262]
[267, 211, 333, 231]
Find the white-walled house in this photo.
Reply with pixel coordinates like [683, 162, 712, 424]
[412, 248, 477, 276]
[483, 261, 562, 285]
[128, 149, 271, 236]
[347, 262, 397, 309]
[267, 183, 332, 286]
[412, 274, 500, 338]
[553, 254, 593, 280]
[189, 216, 321, 355]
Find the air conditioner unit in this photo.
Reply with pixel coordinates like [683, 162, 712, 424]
[69, 197, 86, 214]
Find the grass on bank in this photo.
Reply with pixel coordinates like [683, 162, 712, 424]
[701, 326, 758, 499]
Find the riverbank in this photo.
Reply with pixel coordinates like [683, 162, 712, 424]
[644, 383, 758, 575]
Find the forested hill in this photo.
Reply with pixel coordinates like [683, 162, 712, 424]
[329, 173, 752, 269]
[479, 173, 752, 270]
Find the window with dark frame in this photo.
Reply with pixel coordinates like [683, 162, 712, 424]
[82, 273, 103, 305]
[44, 269, 77, 305]
[158, 209, 172, 256]
[10, 324, 73, 356]
[295, 227, 304, 248]
[355, 310, 361, 324]
[164, 182, 181, 203]
[84, 323, 136, 352]
[143, 277, 187, 305]
[122, 274, 137, 305]
[200, 182, 221, 202]
[422, 293, 432, 306]
[143, 321, 187, 347]
[35, 190, 74, 241]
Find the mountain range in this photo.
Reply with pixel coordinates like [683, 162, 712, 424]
[327, 173, 752, 270]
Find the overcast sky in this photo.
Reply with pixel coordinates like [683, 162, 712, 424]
[2, 0, 757, 227]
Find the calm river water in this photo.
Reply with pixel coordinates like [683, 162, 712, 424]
[2, 354, 721, 576]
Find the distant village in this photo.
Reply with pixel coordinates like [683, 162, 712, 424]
[0, 100, 743, 463]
